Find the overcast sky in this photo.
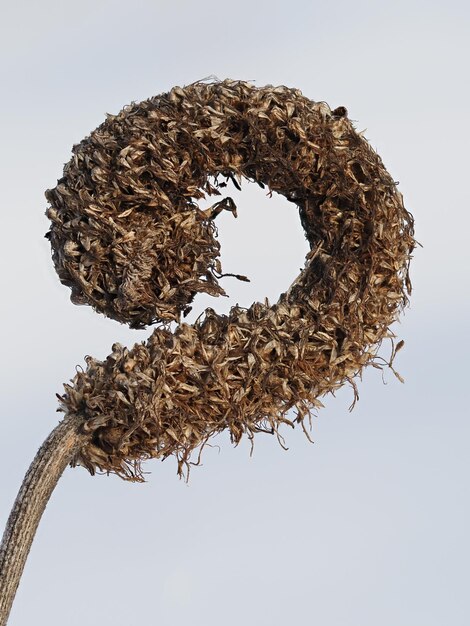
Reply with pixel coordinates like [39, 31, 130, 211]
[1, 1, 469, 625]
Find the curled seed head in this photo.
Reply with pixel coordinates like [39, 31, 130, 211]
[47, 80, 415, 480]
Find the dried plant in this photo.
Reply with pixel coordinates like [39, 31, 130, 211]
[0, 79, 415, 624]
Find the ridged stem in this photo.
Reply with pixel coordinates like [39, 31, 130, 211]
[0, 414, 85, 625]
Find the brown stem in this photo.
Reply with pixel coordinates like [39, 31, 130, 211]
[0, 414, 85, 625]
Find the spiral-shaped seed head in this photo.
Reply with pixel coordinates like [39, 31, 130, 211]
[47, 80, 415, 480]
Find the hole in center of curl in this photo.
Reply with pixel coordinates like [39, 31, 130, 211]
[184, 178, 310, 324]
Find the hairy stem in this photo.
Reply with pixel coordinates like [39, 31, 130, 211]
[0, 414, 85, 625]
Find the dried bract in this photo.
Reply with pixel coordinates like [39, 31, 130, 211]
[46, 80, 415, 480]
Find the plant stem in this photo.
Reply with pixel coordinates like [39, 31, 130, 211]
[0, 414, 85, 625]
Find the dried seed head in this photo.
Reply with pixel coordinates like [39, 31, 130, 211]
[47, 80, 415, 480]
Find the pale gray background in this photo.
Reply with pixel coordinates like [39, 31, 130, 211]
[1, 1, 469, 625]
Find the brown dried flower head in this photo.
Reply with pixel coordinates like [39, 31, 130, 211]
[45, 79, 415, 480]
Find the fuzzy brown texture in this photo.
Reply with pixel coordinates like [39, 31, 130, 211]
[46, 80, 415, 480]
